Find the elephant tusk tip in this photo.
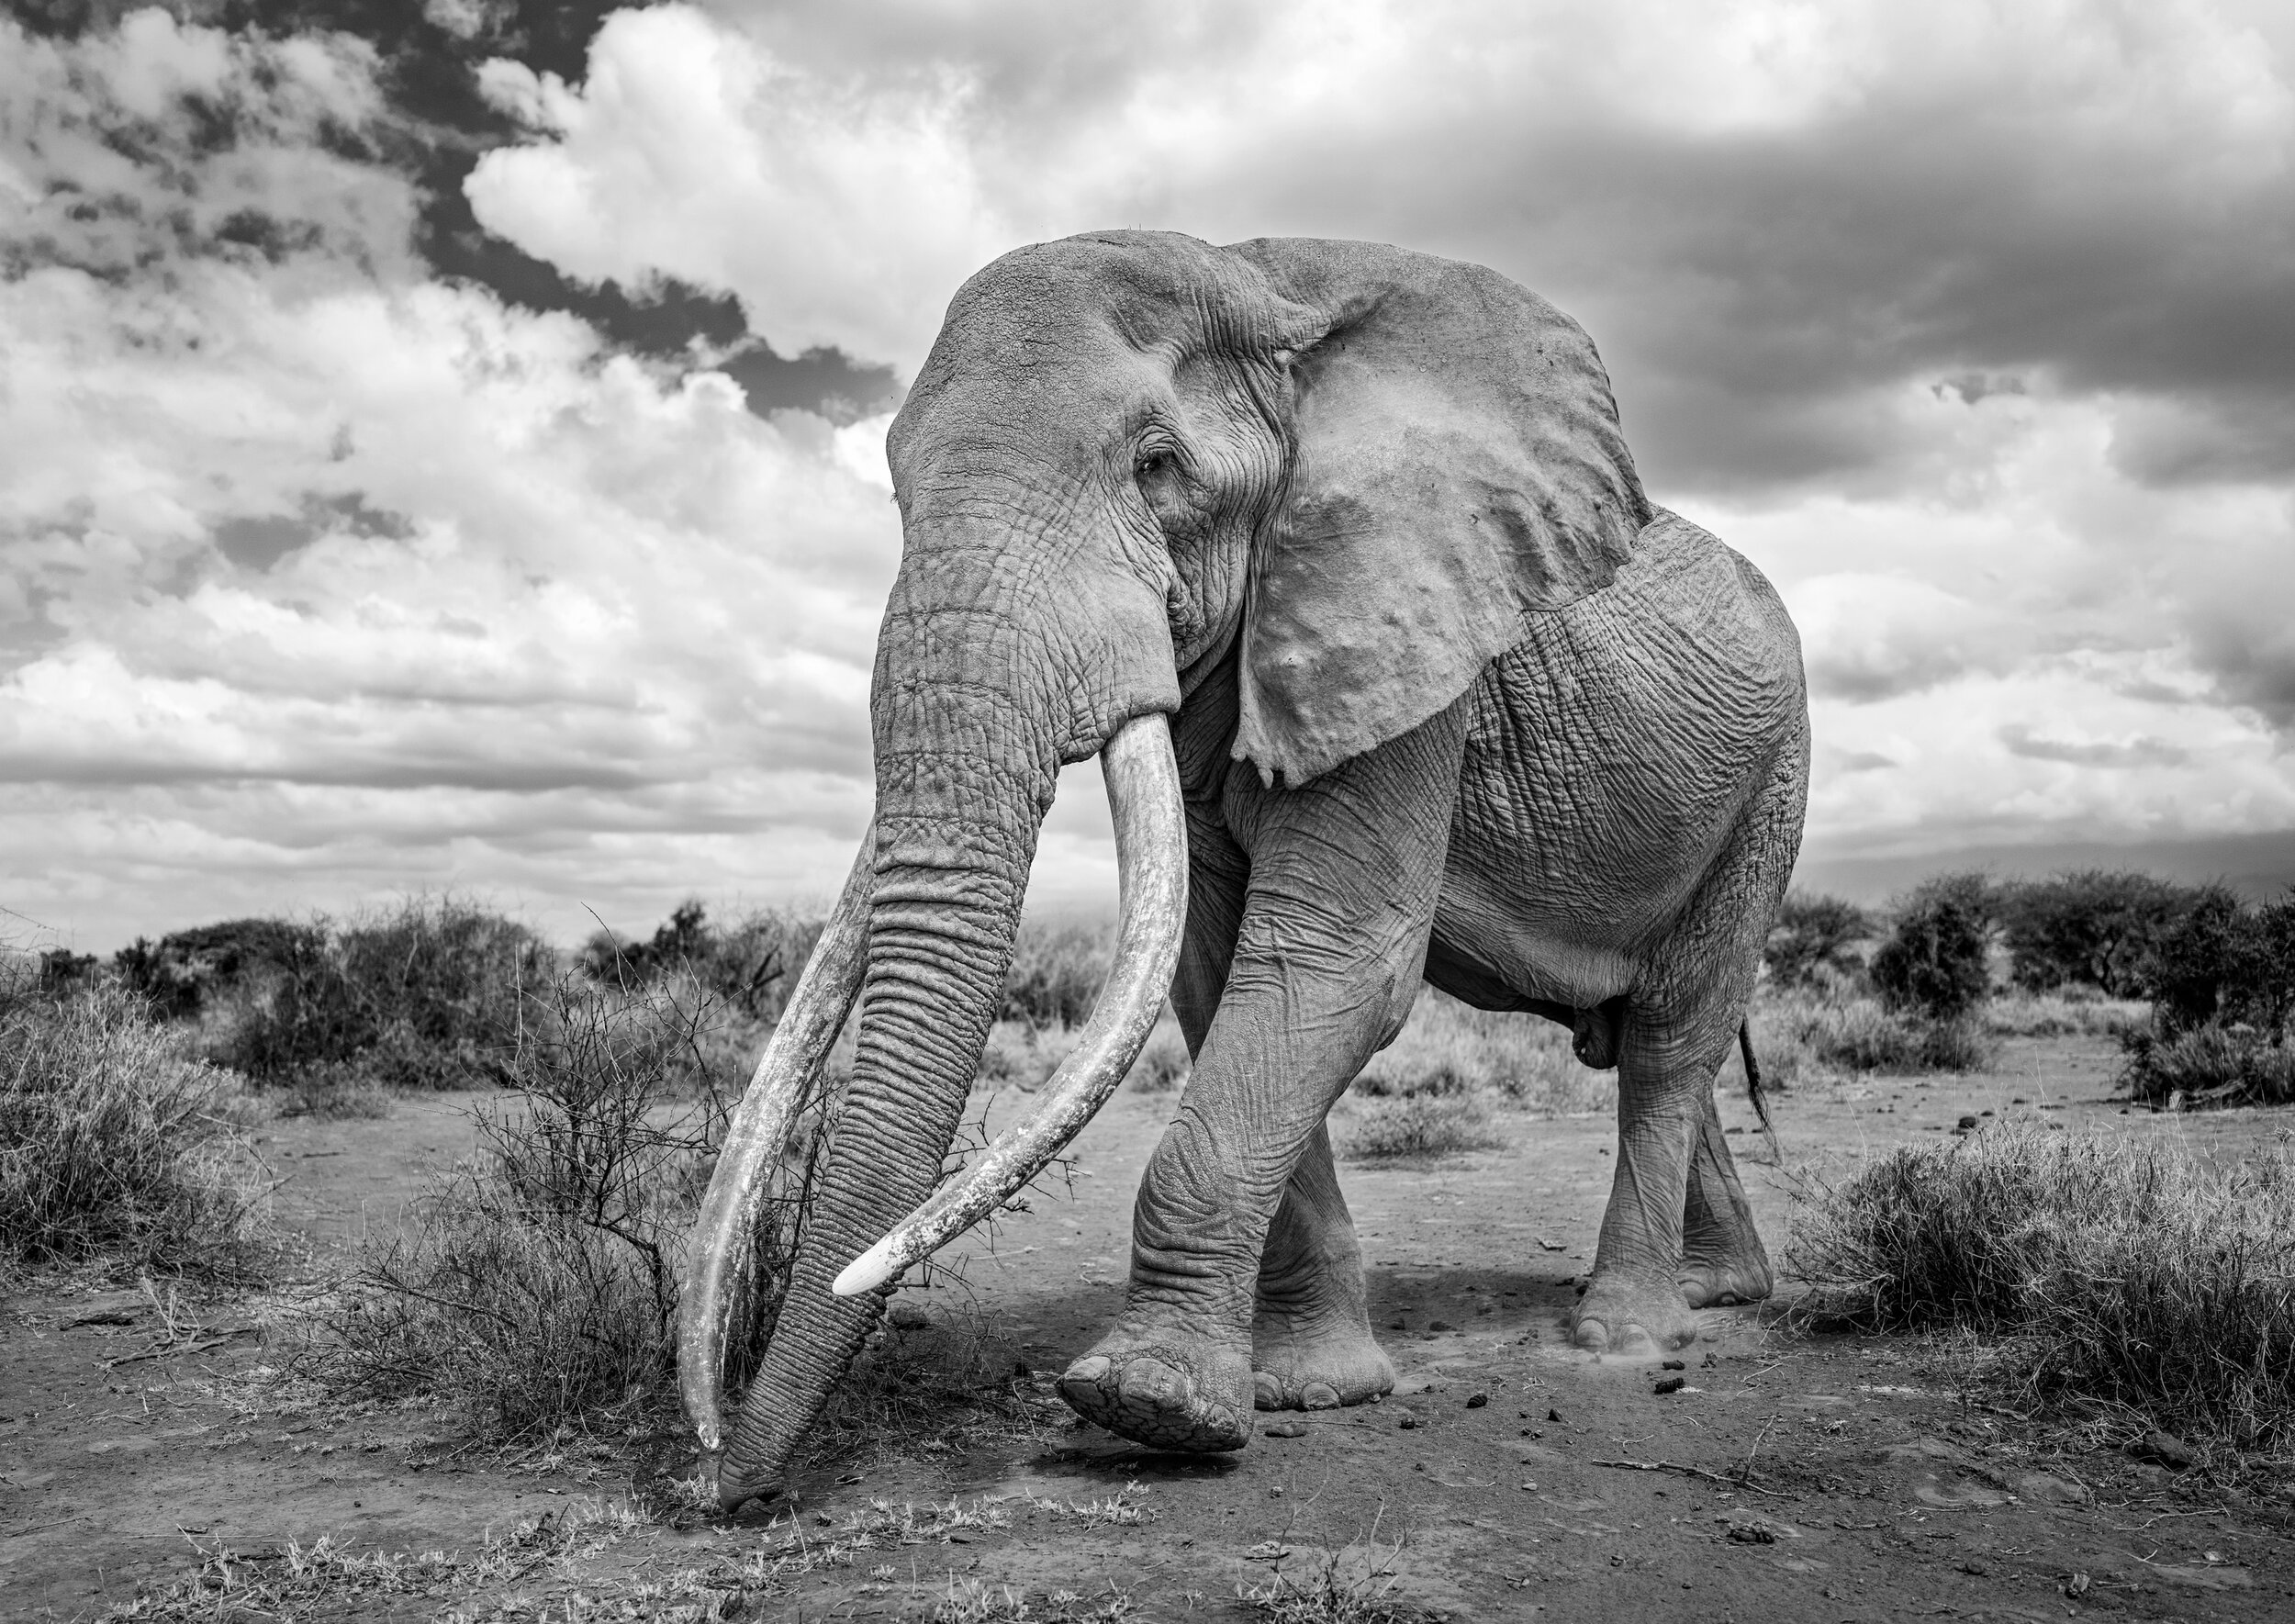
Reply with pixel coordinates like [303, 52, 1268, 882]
[832, 1241, 898, 1297]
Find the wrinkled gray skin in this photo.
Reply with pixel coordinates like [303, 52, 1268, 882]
[714, 231, 1808, 1505]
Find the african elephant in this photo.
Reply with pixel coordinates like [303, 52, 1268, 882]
[678, 230, 1809, 1509]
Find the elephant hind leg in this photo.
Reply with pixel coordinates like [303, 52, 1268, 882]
[1250, 1124, 1395, 1411]
[1678, 1084, 1773, 1308]
[1574, 735, 1804, 1353]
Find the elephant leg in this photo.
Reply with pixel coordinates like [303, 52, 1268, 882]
[1677, 1086, 1774, 1308]
[1573, 1015, 1731, 1354]
[1251, 1123, 1394, 1410]
[1160, 810, 1392, 1408]
[1577, 744, 1802, 1352]
[1058, 704, 1465, 1450]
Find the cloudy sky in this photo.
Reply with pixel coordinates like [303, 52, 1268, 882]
[6, 0, 2292, 952]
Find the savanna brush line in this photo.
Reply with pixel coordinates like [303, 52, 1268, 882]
[679, 231, 1808, 1509]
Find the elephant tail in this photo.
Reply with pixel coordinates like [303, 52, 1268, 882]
[1739, 1019, 1777, 1148]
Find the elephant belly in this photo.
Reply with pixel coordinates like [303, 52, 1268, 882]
[1432, 512, 1805, 1011]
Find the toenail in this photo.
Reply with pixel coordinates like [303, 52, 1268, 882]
[1065, 1355, 1111, 1384]
[1302, 1383, 1340, 1410]
[1253, 1372, 1282, 1408]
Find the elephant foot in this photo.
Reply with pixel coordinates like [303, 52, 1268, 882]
[1250, 1313, 1394, 1411]
[1571, 1270, 1699, 1355]
[1677, 1244, 1774, 1309]
[1057, 1332, 1253, 1452]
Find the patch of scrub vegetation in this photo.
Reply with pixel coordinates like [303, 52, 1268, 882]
[1787, 1120, 2295, 1467]
[298, 973, 745, 1438]
[112, 897, 554, 1112]
[0, 968, 272, 1283]
[299, 970, 1055, 1468]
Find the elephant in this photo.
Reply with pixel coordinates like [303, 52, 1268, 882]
[677, 230, 1809, 1509]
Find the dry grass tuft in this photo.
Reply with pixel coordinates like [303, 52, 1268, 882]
[1787, 1121, 2295, 1460]
[1237, 1542, 1442, 1623]
[0, 975, 272, 1282]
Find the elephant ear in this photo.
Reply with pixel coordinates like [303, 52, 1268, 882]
[1224, 237, 1651, 786]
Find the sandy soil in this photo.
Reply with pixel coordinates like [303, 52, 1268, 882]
[6, 1033, 2293, 1620]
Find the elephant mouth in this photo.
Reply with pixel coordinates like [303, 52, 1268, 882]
[673, 711, 1189, 1458]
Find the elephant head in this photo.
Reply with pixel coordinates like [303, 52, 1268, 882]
[679, 230, 1651, 1507]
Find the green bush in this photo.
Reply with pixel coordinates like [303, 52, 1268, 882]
[1763, 890, 1872, 989]
[205, 899, 552, 1092]
[1994, 870, 2189, 997]
[0, 975, 268, 1281]
[1788, 1123, 2295, 1457]
[1870, 874, 1994, 1021]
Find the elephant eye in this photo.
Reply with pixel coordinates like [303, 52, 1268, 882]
[1135, 447, 1173, 479]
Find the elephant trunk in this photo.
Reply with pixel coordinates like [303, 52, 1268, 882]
[691, 650, 1182, 1507]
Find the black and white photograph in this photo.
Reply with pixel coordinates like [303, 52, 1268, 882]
[4, 3, 2292, 1618]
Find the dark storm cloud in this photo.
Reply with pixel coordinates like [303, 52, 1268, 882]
[17, 0, 898, 418]
[1192, 82, 2295, 497]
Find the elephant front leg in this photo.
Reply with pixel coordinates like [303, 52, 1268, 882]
[1058, 705, 1465, 1450]
[1251, 1125, 1394, 1411]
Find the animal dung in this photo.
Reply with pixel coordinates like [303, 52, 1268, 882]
[1652, 1376, 1686, 1395]
[1397, 1411, 1418, 1429]
[1262, 1421, 1306, 1439]
[1465, 1393, 1488, 1408]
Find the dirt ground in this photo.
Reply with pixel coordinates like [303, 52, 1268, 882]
[6, 1031, 2294, 1620]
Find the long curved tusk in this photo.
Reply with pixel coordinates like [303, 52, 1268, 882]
[677, 824, 875, 1452]
[833, 713, 1186, 1298]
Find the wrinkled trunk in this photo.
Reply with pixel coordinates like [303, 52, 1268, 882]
[712, 745, 1047, 1505]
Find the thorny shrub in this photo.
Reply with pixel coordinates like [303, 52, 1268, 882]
[305, 971, 1057, 1457]
[303, 974, 777, 1437]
